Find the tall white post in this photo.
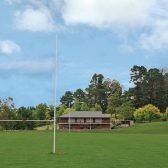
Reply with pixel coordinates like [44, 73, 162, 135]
[53, 35, 58, 153]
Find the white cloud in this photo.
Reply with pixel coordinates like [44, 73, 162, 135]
[0, 40, 21, 54]
[0, 59, 54, 72]
[139, 20, 168, 50]
[61, 0, 168, 50]
[62, 0, 157, 28]
[8, 0, 168, 50]
[15, 6, 55, 32]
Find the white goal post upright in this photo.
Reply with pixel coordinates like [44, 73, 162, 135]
[53, 35, 58, 154]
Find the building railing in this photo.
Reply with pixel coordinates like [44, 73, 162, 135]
[59, 121, 110, 124]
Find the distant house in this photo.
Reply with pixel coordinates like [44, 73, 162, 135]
[59, 111, 111, 130]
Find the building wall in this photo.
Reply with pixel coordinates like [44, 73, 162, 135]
[59, 117, 110, 130]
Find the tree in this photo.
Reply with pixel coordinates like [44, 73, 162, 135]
[74, 89, 86, 102]
[130, 65, 149, 108]
[33, 103, 48, 120]
[147, 68, 165, 111]
[56, 105, 67, 119]
[94, 103, 102, 111]
[104, 79, 122, 96]
[81, 102, 90, 111]
[106, 94, 121, 118]
[60, 91, 74, 107]
[73, 100, 81, 111]
[86, 73, 107, 112]
[118, 102, 135, 120]
[0, 97, 16, 130]
[163, 72, 168, 109]
[130, 65, 166, 111]
[134, 104, 161, 122]
[15, 106, 34, 129]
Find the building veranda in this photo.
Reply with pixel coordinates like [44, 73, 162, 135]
[59, 111, 111, 130]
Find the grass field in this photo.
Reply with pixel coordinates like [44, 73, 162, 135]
[0, 122, 168, 168]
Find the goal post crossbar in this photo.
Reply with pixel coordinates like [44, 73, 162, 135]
[0, 120, 54, 122]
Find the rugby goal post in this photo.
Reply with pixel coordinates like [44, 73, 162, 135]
[0, 35, 58, 154]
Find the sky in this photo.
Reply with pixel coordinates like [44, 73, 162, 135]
[0, 0, 168, 107]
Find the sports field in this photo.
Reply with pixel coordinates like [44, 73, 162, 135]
[0, 122, 168, 168]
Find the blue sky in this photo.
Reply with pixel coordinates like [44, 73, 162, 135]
[0, 0, 168, 107]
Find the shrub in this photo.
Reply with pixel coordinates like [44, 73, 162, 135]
[134, 104, 161, 122]
[161, 107, 168, 121]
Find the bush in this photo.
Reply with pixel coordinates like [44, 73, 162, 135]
[134, 104, 161, 122]
[161, 107, 168, 121]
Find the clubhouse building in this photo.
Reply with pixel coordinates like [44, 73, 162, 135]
[59, 111, 111, 130]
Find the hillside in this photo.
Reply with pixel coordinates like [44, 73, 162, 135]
[111, 121, 168, 134]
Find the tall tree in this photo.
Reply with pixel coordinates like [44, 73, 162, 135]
[86, 74, 107, 112]
[73, 89, 86, 102]
[130, 65, 166, 111]
[147, 68, 165, 111]
[106, 94, 121, 118]
[130, 65, 149, 107]
[60, 91, 74, 107]
[163, 72, 168, 109]
[104, 79, 122, 96]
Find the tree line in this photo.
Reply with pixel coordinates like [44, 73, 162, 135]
[60, 65, 168, 119]
[0, 97, 54, 130]
[0, 65, 168, 130]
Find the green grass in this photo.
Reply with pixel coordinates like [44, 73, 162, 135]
[0, 122, 168, 168]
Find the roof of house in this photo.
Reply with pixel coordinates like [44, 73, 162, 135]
[59, 111, 109, 118]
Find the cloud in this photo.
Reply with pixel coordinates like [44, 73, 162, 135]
[0, 40, 21, 54]
[14, 5, 55, 32]
[62, 0, 157, 28]
[61, 0, 168, 50]
[8, 0, 168, 49]
[139, 20, 168, 50]
[5, 0, 21, 5]
[0, 59, 54, 72]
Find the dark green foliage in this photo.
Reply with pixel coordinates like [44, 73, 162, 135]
[130, 65, 168, 111]
[86, 73, 107, 112]
[60, 73, 123, 113]
[60, 91, 74, 107]
[0, 99, 55, 130]
[73, 88, 86, 102]
[15, 106, 35, 130]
